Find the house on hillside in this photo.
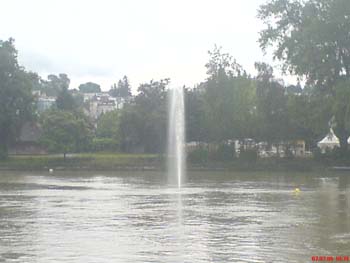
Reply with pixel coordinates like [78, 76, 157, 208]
[37, 96, 56, 113]
[85, 93, 125, 121]
[32, 90, 56, 113]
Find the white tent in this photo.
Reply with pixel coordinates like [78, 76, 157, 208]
[317, 128, 350, 153]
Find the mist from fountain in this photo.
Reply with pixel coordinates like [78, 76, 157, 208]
[167, 87, 186, 188]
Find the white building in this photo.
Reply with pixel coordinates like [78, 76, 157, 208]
[317, 128, 350, 153]
[85, 93, 125, 121]
[83, 92, 100, 103]
[37, 96, 56, 112]
[32, 90, 56, 113]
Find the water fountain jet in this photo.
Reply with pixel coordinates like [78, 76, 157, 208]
[167, 87, 186, 188]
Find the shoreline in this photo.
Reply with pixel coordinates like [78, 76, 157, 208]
[0, 153, 333, 172]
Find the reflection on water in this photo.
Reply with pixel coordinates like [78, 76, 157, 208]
[0, 171, 349, 262]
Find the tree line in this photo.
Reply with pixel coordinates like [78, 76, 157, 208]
[1, 0, 350, 160]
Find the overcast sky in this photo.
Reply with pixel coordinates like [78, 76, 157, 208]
[1, 0, 293, 92]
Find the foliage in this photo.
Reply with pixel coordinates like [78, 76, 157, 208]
[287, 90, 331, 145]
[201, 46, 257, 142]
[0, 38, 38, 159]
[239, 148, 258, 163]
[313, 145, 350, 165]
[78, 82, 101, 93]
[185, 87, 208, 142]
[41, 73, 70, 97]
[286, 83, 302, 95]
[118, 104, 144, 152]
[95, 110, 120, 152]
[91, 138, 119, 152]
[187, 146, 209, 164]
[71, 90, 85, 109]
[47, 73, 81, 111]
[258, 0, 350, 149]
[119, 79, 168, 153]
[205, 45, 245, 77]
[0, 153, 159, 170]
[332, 80, 350, 150]
[96, 110, 120, 139]
[259, 0, 350, 83]
[4, 11, 350, 164]
[211, 143, 236, 161]
[40, 110, 92, 159]
[109, 76, 131, 98]
[56, 85, 77, 111]
[255, 62, 289, 143]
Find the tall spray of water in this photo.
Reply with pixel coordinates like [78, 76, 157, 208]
[167, 87, 186, 188]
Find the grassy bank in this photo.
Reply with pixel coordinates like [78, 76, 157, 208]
[0, 153, 162, 171]
[0, 153, 329, 172]
[230, 158, 326, 172]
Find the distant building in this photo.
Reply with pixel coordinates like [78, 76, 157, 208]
[37, 96, 56, 113]
[84, 92, 125, 121]
[257, 140, 307, 158]
[292, 140, 306, 157]
[317, 128, 350, 153]
[83, 92, 99, 103]
[32, 90, 41, 97]
[32, 90, 56, 113]
[187, 138, 309, 159]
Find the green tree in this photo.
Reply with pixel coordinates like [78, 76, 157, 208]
[287, 89, 331, 146]
[118, 105, 143, 152]
[78, 82, 101, 93]
[70, 90, 85, 109]
[119, 79, 168, 153]
[255, 62, 289, 145]
[96, 110, 120, 139]
[333, 80, 350, 143]
[286, 83, 302, 95]
[42, 73, 70, 97]
[56, 86, 77, 111]
[258, 0, 350, 150]
[40, 110, 92, 160]
[96, 110, 120, 145]
[202, 46, 257, 143]
[0, 38, 37, 159]
[52, 74, 79, 111]
[94, 110, 120, 151]
[109, 75, 131, 98]
[185, 87, 208, 142]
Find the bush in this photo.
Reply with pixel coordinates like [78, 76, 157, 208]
[284, 146, 295, 159]
[211, 143, 236, 161]
[312, 147, 323, 161]
[313, 146, 350, 165]
[0, 145, 7, 160]
[239, 148, 258, 163]
[187, 146, 209, 164]
[329, 147, 350, 164]
[91, 138, 119, 152]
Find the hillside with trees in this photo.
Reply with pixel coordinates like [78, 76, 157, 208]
[1, 0, 350, 165]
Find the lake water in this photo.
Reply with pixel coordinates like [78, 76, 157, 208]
[0, 170, 349, 262]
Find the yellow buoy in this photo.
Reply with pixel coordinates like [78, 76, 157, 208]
[294, 188, 300, 193]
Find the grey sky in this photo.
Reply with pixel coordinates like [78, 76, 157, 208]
[1, 0, 292, 92]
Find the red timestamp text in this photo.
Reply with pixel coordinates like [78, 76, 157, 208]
[311, 256, 350, 261]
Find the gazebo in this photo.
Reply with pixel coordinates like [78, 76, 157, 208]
[317, 128, 339, 153]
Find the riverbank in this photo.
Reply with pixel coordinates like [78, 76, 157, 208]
[0, 153, 331, 172]
[0, 153, 163, 171]
[192, 157, 328, 172]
